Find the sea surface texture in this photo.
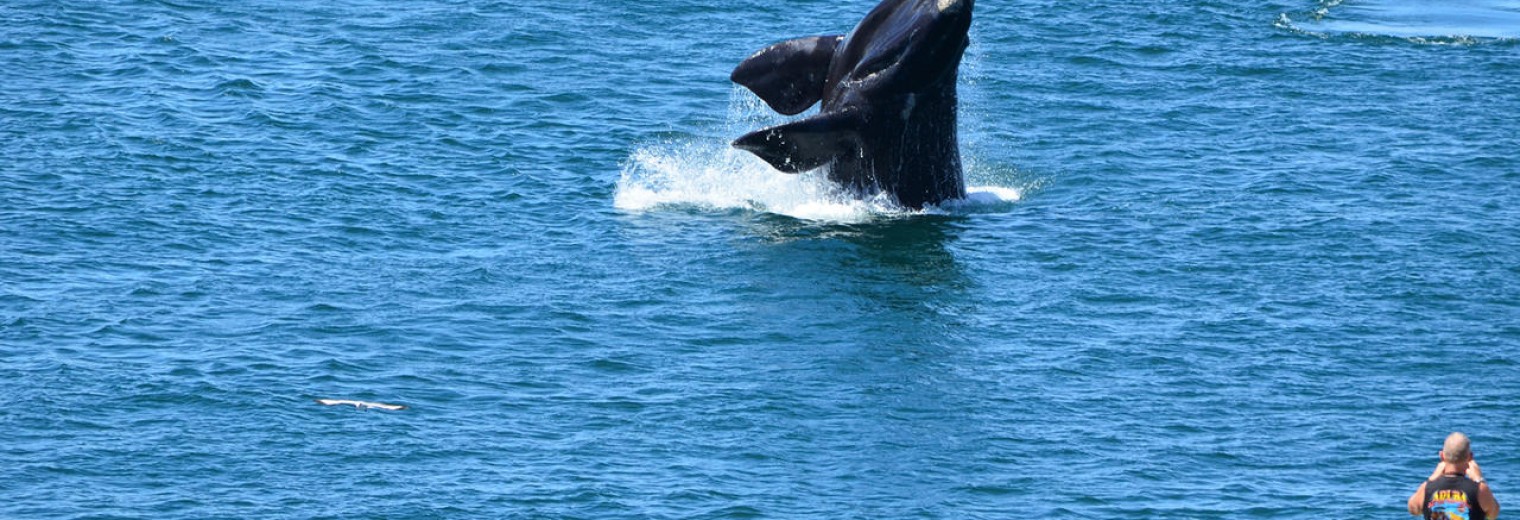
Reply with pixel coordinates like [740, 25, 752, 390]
[3, 0, 1518, 518]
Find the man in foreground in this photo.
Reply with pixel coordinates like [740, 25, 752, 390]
[1409, 432, 1501, 519]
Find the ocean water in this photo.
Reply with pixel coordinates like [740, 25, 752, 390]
[3, 0, 1518, 517]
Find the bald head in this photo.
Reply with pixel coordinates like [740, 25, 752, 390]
[1442, 432, 1472, 464]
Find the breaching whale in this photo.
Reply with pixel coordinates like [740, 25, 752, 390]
[731, 0, 974, 209]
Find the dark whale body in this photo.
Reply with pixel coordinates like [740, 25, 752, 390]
[731, 0, 974, 209]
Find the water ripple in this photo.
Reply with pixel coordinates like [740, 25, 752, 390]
[4, 0, 1520, 518]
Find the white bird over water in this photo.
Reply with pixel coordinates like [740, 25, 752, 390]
[315, 398, 407, 411]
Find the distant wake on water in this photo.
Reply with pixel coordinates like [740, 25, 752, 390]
[1278, 0, 1520, 42]
[614, 89, 1021, 223]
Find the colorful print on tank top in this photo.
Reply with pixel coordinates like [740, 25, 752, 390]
[1429, 488, 1471, 520]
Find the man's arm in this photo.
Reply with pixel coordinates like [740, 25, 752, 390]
[1409, 480, 1428, 516]
[1468, 460, 1499, 519]
[1411, 461, 1449, 516]
[1478, 482, 1498, 519]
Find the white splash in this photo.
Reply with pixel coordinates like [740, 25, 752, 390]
[614, 89, 1022, 223]
[614, 141, 1021, 222]
[616, 139, 877, 222]
[954, 185, 1024, 209]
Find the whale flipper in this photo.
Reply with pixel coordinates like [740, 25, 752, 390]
[732, 109, 863, 174]
[730, 35, 844, 115]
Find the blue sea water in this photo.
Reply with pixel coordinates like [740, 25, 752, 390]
[3, 0, 1519, 517]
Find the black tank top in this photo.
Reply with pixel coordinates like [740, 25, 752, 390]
[1424, 475, 1486, 520]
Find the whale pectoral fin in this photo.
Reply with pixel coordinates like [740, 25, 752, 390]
[732, 110, 863, 173]
[731, 35, 844, 116]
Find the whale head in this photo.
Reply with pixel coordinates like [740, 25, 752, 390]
[832, 0, 975, 97]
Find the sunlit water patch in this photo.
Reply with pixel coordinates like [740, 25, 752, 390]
[1284, 0, 1520, 40]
